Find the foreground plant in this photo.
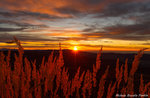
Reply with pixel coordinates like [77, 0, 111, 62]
[0, 37, 150, 98]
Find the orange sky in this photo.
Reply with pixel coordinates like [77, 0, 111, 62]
[0, 0, 150, 52]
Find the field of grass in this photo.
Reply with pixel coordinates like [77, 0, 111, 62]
[0, 38, 150, 98]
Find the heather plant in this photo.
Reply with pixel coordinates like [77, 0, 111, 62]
[0, 37, 150, 98]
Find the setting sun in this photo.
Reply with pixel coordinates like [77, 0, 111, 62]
[73, 46, 78, 51]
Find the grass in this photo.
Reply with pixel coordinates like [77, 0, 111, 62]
[0, 37, 150, 98]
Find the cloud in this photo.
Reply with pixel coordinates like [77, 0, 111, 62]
[104, 22, 150, 35]
[44, 31, 88, 41]
[0, 10, 63, 20]
[0, 0, 78, 18]
[0, 27, 25, 32]
[0, 20, 49, 32]
[1, 0, 149, 21]
[95, 1, 150, 17]
[81, 20, 150, 41]
[0, 33, 55, 42]
[0, 0, 129, 17]
[0, 31, 88, 43]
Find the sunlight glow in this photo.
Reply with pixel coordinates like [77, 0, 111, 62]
[73, 46, 78, 51]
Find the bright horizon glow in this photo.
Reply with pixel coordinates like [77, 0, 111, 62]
[0, 41, 150, 53]
[73, 46, 78, 51]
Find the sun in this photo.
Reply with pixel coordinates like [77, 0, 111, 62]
[73, 46, 78, 51]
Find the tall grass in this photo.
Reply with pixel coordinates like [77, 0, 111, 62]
[0, 38, 150, 98]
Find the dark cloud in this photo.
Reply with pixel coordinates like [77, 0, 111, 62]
[0, 33, 54, 42]
[82, 28, 95, 33]
[0, 0, 149, 19]
[95, 1, 150, 17]
[0, 20, 49, 32]
[0, 10, 63, 20]
[0, 20, 48, 28]
[0, 32, 88, 43]
[0, 27, 25, 32]
[16, 11, 63, 19]
[82, 20, 150, 41]
[55, 0, 104, 16]
[104, 23, 150, 35]
[106, 34, 150, 41]
[0, 0, 149, 18]
[82, 23, 103, 33]
[86, 0, 104, 5]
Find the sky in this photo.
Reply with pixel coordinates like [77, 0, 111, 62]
[0, 0, 150, 52]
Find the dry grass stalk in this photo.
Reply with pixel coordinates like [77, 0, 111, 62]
[126, 49, 144, 94]
[117, 64, 123, 91]
[82, 70, 92, 98]
[124, 59, 128, 83]
[106, 81, 116, 98]
[61, 67, 70, 97]
[116, 58, 120, 81]
[97, 66, 109, 98]
[71, 67, 80, 95]
[93, 47, 102, 87]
